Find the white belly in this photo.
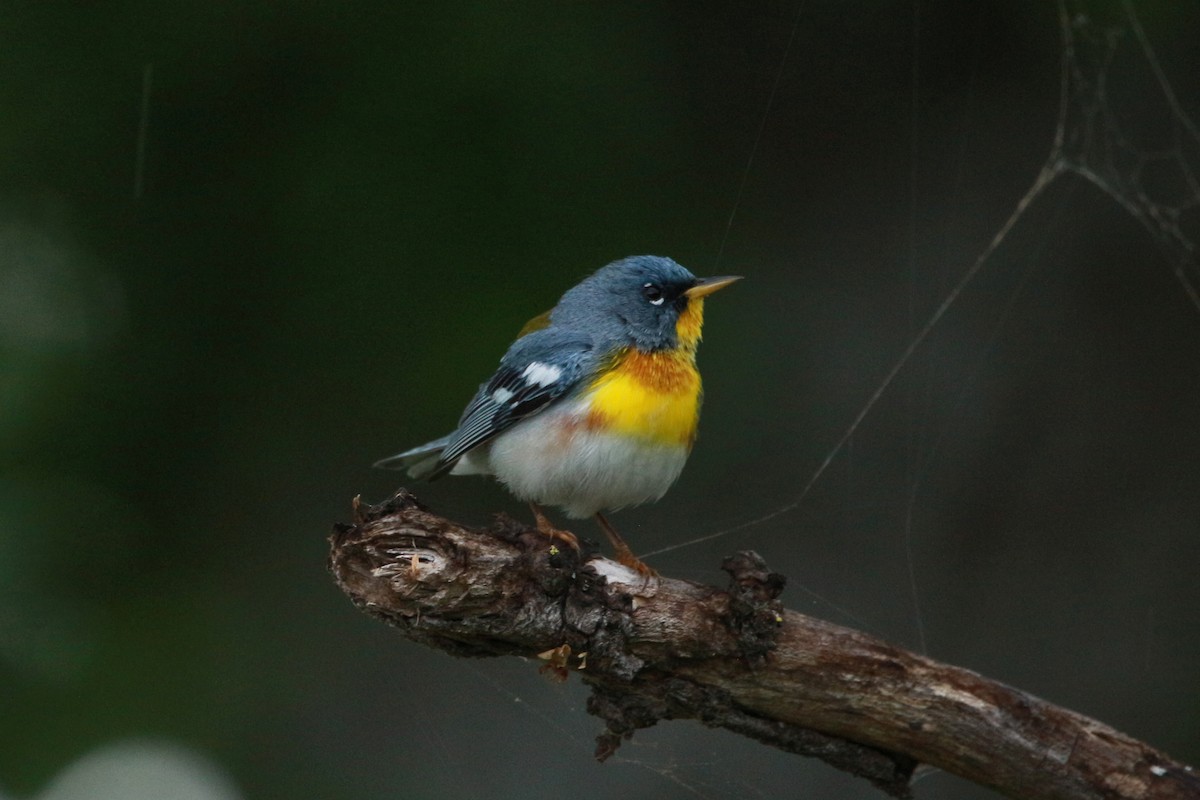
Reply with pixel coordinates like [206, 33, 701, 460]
[465, 399, 690, 518]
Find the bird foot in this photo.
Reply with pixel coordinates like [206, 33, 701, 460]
[594, 512, 657, 578]
[612, 546, 659, 578]
[530, 504, 580, 551]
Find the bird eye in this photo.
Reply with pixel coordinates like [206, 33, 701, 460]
[642, 283, 665, 306]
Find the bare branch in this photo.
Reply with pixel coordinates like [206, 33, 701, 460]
[328, 490, 1199, 800]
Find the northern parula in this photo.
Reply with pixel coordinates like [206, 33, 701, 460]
[375, 255, 740, 573]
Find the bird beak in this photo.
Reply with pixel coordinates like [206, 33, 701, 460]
[685, 275, 743, 299]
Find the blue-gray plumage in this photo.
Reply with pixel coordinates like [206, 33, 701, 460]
[375, 255, 740, 573]
[430, 329, 595, 477]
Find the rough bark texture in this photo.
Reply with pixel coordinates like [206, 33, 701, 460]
[328, 490, 1199, 800]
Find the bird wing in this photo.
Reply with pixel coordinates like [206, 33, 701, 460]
[429, 329, 593, 478]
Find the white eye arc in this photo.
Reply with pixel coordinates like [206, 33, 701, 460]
[642, 282, 665, 306]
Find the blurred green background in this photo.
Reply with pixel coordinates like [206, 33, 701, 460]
[3, 2, 1198, 798]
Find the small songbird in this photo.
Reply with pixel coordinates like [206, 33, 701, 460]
[375, 255, 740, 574]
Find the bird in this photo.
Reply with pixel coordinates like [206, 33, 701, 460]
[375, 255, 740, 574]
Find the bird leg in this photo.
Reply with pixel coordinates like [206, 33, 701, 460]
[594, 512, 657, 577]
[529, 503, 579, 551]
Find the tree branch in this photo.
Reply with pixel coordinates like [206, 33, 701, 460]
[328, 490, 1198, 800]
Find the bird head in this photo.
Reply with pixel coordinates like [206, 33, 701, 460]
[554, 255, 741, 352]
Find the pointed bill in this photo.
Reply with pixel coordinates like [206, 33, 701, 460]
[685, 275, 742, 299]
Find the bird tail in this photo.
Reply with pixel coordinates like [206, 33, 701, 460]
[373, 434, 452, 480]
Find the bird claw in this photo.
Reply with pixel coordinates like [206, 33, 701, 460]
[595, 512, 657, 578]
[614, 549, 659, 578]
[530, 503, 580, 551]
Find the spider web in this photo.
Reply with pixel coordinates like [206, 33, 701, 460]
[1058, 0, 1200, 307]
[651, 0, 1200, 567]
[419, 3, 1200, 798]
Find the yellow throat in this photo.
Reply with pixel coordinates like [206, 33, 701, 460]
[585, 298, 707, 447]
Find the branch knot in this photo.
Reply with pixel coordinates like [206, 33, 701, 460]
[721, 550, 786, 661]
